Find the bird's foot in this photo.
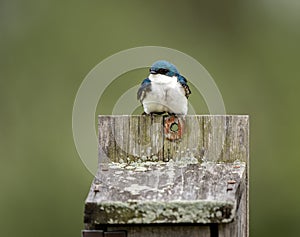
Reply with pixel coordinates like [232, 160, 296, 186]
[142, 112, 167, 116]
[167, 112, 177, 117]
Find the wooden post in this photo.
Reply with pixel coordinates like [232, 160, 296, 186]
[84, 115, 249, 237]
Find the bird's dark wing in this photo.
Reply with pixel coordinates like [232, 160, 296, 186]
[177, 75, 191, 98]
[137, 78, 152, 102]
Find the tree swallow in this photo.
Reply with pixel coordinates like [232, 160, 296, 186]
[137, 60, 191, 115]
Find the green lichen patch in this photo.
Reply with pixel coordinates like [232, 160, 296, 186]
[92, 200, 236, 225]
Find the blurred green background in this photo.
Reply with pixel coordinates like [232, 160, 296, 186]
[1, 0, 300, 236]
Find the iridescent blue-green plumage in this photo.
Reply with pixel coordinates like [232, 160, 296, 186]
[137, 78, 151, 101]
[177, 74, 191, 98]
[149, 60, 179, 77]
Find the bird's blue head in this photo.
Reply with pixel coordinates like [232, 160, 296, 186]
[149, 60, 179, 77]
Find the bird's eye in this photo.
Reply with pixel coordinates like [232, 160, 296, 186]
[159, 69, 169, 75]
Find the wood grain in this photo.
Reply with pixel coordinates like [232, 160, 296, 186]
[98, 115, 249, 163]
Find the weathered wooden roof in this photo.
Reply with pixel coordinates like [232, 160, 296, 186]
[85, 160, 245, 224]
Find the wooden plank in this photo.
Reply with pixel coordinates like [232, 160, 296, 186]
[98, 115, 248, 163]
[139, 115, 152, 161]
[184, 115, 204, 161]
[150, 115, 164, 161]
[113, 115, 130, 163]
[229, 116, 249, 162]
[128, 116, 140, 161]
[202, 116, 223, 162]
[98, 116, 115, 170]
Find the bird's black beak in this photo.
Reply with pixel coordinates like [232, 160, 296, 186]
[150, 69, 158, 74]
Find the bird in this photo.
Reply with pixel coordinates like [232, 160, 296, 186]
[137, 60, 191, 115]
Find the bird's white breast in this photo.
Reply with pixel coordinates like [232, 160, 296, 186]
[148, 74, 176, 84]
[142, 74, 188, 114]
